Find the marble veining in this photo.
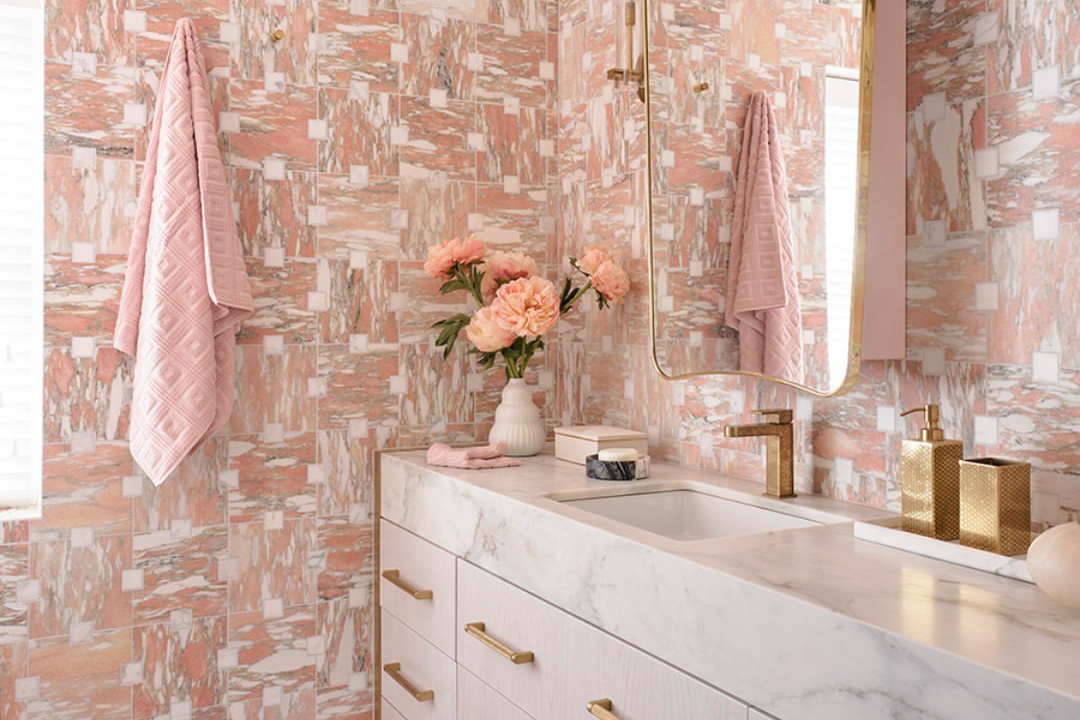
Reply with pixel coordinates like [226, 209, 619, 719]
[381, 450, 1080, 720]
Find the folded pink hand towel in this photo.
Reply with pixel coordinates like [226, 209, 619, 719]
[725, 90, 804, 384]
[114, 19, 252, 485]
[427, 443, 522, 470]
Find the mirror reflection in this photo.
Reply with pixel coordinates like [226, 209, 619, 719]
[646, 0, 867, 393]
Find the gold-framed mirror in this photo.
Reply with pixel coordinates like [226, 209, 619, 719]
[641, 0, 877, 396]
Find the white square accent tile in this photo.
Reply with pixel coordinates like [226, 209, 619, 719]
[71, 336, 95, 358]
[123, 9, 147, 32]
[170, 609, 193, 631]
[72, 52, 97, 75]
[349, 585, 368, 609]
[688, 330, 703, 348]
[974, 148, 999, 178]
[429, 88, 448, 108]
[748, 53, 761, 70]
[72, 146, 97, 169]
[264, 247, 286, 268]
[467, 213, 484, 231]
[974, 415, 998, 446]
[539, 61, 555, 80]
[660, 3, 675, 20]
[1032, 351, 1060, 384]
[661, 149, 675, 167]
[689, 259, 704, 278]
[391, 209, 409, 229]
[390, 43, 409, 63]
[348, 333, 369, 354]
[504, 17, 521, 36]
[1032, 208, 1060, 241]
[773, 91, 787, 109]
[774, 22, 786, 38]
[389, 375, 407, 394]
[974, 282, 999, 311]
[876, 405, 897, 433]
[170, 518, 192, 539]
[972, 11, 1000, 45]
[348, 251, 368, 272]
[263, 423, 285, 444]
[802, 329, 815, 345]
[307, 205, 328, 227]
[306, 635, 326, 655]
[70, 620, 95, 644]
[121, 568, 144, 591]
[263, 597, 285, 619]
[467, 52, 484, 71]
[390, 125, 410, 146]
[263, 158, 287, 181]
[16, 579, 41, 603]
[122, 475, 143, 498]
[795, 395, 813, 422]
[348, 419, 369, 439]
[217, 468, 239, 489]
[348, 672, 369, 692]
[348, 80, 370, 102]
[689, 187, 704, 206]
[71, 242, 96, 264]
[219, 21, 241, 42]
[799, 61, 812, 78]
[71, 431, 96, 454]
[217, 557, 239, 581]
[123, 103, 147, 126]
[504, 175, 521, 194]
[307, 291, 329, 311]
[263, 335, 285, 355]
[218, 648, 240, 669]
[921, 92, 946, 123]
[503, 96, 520, 115]
[171, 700, 193, 720]
[835, 458, 854, 486]
[262, 686, 283, 707]
[264, 510, 285, 531]
[389, 292, 408, 311]
[121, 662, 144, 686]
[349, 0, 369, 15]
[307, 119, 328, 140]
[70, 526, 93, 548]
[306, 464, 325, 484]
[467, 131, 484, 151]
[264, 72, 286, 93]
[349, 165, 369, 186]
[921, 347, 946, 375]
[15, 677, 40, 702]
[1032, 66, 1060, 100]
[219, 112, 240, 134]
[923, 219, 947, 247]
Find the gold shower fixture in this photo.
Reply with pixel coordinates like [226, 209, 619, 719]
[607, 1, 645, 101]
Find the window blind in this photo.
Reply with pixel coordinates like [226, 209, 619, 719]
[0, 0, 43, 513]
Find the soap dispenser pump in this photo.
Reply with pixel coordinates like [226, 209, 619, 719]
[899, 404, 964, 540]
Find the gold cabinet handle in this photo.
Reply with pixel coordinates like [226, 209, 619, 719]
[383, 662, 434, 702]
[587, 699, 622, 720]
[382, 569, 433, 600]
[463, 622, 534, 664]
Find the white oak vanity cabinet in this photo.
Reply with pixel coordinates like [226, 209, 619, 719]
[378, 519, 771, 720]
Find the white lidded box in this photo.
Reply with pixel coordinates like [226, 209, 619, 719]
[553, 425, 649, 465]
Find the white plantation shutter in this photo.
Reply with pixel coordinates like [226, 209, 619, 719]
[0, 0, 43, 514]
[825, 70, 859, 388]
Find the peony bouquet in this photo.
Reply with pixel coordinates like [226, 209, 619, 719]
[423, 236, 630, 379]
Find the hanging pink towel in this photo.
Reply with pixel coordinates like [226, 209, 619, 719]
[114, 19, 252, 485]
[725, 90, 804, 384]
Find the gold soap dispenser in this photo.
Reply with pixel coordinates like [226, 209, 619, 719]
[900, 404, 964, 540]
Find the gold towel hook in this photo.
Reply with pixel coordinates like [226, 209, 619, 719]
[271, 28, 285, 42]
[693, 82, 709, 93]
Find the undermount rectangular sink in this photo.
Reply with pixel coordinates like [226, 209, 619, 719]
[557, 489, 819, 541]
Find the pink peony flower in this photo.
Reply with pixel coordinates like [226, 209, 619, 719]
[492, 276, 561, 337]
[577, 244, 609, 274]
[465, 306, 518, 353]
[423, 235, 488, 279]
[591, 259, 630, 304]
[481, 251, 540, 302]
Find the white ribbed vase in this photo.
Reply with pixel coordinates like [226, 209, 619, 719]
[488, 378, 546, 457]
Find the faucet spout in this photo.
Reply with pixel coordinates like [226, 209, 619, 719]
[724, 409, 796, 499]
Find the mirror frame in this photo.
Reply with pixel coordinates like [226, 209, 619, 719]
[643, 0, 877, 397]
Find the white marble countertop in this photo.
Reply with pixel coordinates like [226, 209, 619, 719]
[380, 449, 1080, 720]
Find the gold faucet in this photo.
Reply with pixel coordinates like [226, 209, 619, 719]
[724, 409, 796, 499]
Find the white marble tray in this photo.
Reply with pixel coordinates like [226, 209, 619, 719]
[853, 516, 1033, 584]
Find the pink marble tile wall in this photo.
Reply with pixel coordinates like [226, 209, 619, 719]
[562, 0, 1080, 530]
[4, 0, 556, 717]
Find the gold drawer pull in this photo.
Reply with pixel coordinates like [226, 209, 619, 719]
[383, 662, 434, 702]
[587, 699, 621, 720]
[464, 622, 535, 664]
[382, 569, 433, 600]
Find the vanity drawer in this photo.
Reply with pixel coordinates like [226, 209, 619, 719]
[381, 609, 456, 720]
[456, 561, 568, 718]
[560, 626, 749, 720]
[380, 520, 456, 656]
[458, 666, 536, 720]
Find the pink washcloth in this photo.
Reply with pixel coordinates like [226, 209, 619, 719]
[114, 19, 253, 485]
[725, 90, 804, 384]
[427, 443, 522, 470]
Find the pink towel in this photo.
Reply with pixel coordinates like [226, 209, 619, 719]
[114, 19, 252, 485]
[725, 91, 804, 384]
[426, 443, 521, 470]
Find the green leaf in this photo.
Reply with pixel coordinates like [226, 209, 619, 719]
[439, 279, 468, 294]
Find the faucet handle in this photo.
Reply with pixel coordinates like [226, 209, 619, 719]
[753, 408, 793, 424]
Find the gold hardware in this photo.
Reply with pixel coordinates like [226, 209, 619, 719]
[624, 1, 636, 26]
[383, 663, 434, 702]
[643, 0, 878, 397]
[464, 622, 534, 664]
[381, 569, 433, 600]
[271, 28, 285, 42]
[587, 699, 622, 720]
[900, 402, 963, 540]
[959, 458, 1031, 555]
[900, 404, 945, 441]
[693, 82, 709, 93]
[724, 409, 796, 498]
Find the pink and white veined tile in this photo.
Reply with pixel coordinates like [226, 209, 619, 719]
[316, 595, 373, 692]
[985, 364, 1080, 477]
[399, 12, 475, 100]
[235, 259, 319, 346]
[133, 436, 228, 533]
[399, 169, 475, 260]
[135, 0, 231, 72]
[905, 0, 988, 111]
[132, 615, 227, 718]
[400, 97, 477, 180]
[0, 544, 29, 642]
[230, 344, 318, 436]
[228, 518, 317, 613]
[478, 102, 545, 185]
[315, 685, 374, 720]
[231, 168, 318, 260]
[44, 155, 134, 254]
[315, 429, 375, 518]
[29, 533, 131, 638]
[227, 607, 317, 705]
[318, 1, 399, 92]
[44, 253, 125, 347]
[316, 517, 373, 602]
[132, 525, 229, 624]
[45, 62, 135, 158]
[317, 86, 400, 176]
[474, 22, 546, 107]
[474, 185, 553, 261]
[227, 432, 318, 524]
[318, 174, 402, 262]
[229, 80, 318, 171]
[26, 629, 132, 720]
[229, 0, 317, 85]
[37, 442, 132, 537]
[0, 641, 28, 720]
[988, 0, 1078, 93]
[43, 346, 132, 444]
[317, 344, 400, 431]
[43, 0, 133, 65]
[397, 342, 475, 428]
[319, 258, 400, 346]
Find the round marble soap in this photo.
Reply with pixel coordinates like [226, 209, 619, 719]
[585, 453, 650, 481]
[1027, 521, 1080, 610]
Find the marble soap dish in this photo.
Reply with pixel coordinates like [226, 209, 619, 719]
[853, 516, 1033, 584]
[585, 453, 651, 481]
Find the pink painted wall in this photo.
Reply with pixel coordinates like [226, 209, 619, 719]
[563, 0, 1080, 528]
[2, 0, 557, 717]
